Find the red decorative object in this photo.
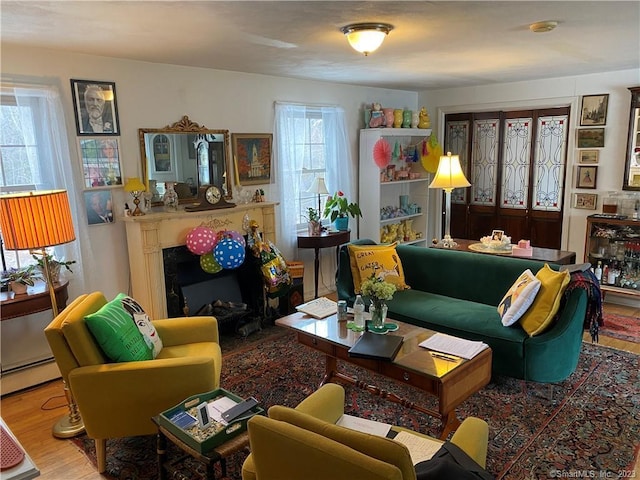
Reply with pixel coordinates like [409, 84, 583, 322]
[373, 138, 391, 168]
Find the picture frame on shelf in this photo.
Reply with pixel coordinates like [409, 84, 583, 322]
[70, 79, 119, 136]
[577, 128, 605, 148]
[577, 166, 598, 189]
[231, 133, 272, 185]
[578, 150, 599, 164]
[78, 137, 123, 188]
[580, 94, 609, 126]
[83, 190, 114, 225]
[573, 193, 597, 210]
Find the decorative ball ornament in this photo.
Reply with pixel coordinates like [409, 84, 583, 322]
[200, 253, 222, 274]
[373, 138, 391, 169]
[185, 226, 216, 255]
[218, 230, 246, 247]
[214, 238, 246, 269]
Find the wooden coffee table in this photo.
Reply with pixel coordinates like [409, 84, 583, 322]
[276, 312, 492, 439]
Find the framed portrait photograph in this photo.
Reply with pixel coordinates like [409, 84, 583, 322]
[70, 79, 120, 136]
[578, 149, 599, 164]
[573, 193, 598, 210]
[83, 190, 114, 225]
[577, 128, 605, 148]
[78, 137, 123, 188]
[580, 94, 609, 126]
[577, 166, 598, 189]
[491, 229, 504, 241]
[231, 133, 272, 185]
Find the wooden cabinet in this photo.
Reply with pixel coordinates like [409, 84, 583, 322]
[584, 215, 640, 298]
[358, 128, 432, 245]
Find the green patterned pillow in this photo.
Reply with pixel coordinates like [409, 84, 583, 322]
[85, 293, 153, 362]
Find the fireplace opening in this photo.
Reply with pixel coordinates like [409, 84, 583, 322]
[163, 245, 266, 332]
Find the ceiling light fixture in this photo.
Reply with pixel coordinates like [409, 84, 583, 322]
[529, 20, 558, 33]
[341, 22, 394, 56]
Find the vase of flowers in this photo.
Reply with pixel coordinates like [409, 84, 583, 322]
[360, 274, 396, 331]
[323, 191, 362, 231]
[305, 207, 322, 236]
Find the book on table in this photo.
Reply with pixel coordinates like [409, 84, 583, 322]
[418, 333, 488, 360]
[295, 297, 337, 319]
[348, 331, 403, 361]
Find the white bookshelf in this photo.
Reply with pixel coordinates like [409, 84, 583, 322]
[358, 128, 432, 245]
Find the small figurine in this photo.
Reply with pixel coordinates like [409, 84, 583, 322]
[369, 102, 384, 128]
[411, 111, 419, 128]
[418, 107, 431, 129]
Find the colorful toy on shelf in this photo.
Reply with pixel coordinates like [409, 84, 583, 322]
[418, 107, 431, 129]
[369, 103, 384, 128]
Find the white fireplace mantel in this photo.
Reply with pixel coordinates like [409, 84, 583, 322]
[123, 202, 277, 319]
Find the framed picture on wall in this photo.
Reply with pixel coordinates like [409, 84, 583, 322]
[77, 137, 123, 188]
[83, 190, 114, 225]
[573, 193, 598, 210]
[578, 150, 599, 164]
[580, 94, 609, 126]
[576, 128, 605, 148]
[70, 79, 120, 136]
[577, 166, 598, 189]
[231, 133, 272, 185]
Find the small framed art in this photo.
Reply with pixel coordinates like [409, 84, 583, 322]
[580, 94, 609, 126]
[578, 150, 599, 164]
[84, 190, 114, 225]
[573, 193, 597, 210]
[577, 128, 605, 148]
[70, 79, 120, 135]
[577, 166, 598, 189]
[231, 133, 272, 185]
[78, 137, 123, 188]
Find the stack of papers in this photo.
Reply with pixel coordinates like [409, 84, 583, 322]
[295, 297, 337, 319]
[418, 333, 489, 360]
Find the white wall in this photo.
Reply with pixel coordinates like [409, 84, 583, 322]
[419, 69, 640, 262]
[2, 45, 418, 302]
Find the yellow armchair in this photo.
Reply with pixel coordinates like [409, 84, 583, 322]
[44, 291, 222, 473]
[242, 384, 488, 480]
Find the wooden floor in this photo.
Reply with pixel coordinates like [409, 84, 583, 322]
[1, 302, 638, 479]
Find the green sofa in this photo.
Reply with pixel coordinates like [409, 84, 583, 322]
[336, 240, 588, 383]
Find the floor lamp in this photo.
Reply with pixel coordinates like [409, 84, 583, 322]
[428, 152, 471, 248]
[0, 190, 84, 438]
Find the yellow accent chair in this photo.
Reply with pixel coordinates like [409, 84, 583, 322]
[44, 292, 222, 473]
[242, 383, 489, 480]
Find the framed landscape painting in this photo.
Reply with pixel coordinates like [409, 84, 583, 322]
[578, 150, 599, 164]
[232, 133, 272, 185]
[577, 128, 605, 148]
[580, 94, 609, 126]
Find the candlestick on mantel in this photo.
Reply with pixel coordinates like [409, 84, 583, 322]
[234, 155, 241, 186]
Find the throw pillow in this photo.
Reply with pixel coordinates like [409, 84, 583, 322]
[347, 242, 409, 293]
[85, 294, 154, 362]
[497, 269, 541, 326]
[115, 293, 163, 358]
[518, 264, 570, 337]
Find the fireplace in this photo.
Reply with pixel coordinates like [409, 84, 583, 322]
[162, 244, 264, 321]
[123, 202, 277, 319]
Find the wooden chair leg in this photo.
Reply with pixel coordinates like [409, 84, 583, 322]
[95, 438, 107, 473]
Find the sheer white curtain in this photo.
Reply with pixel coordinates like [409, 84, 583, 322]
[10, 81, 87, 297]
[273, 103, 355, 261]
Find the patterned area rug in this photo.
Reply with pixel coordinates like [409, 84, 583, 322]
[72, 326, 639, 480]
[600, 312, 640, 343]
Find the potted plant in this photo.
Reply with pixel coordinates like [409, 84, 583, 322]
[323, 191, 362, 231]
[32, 253, 76, 285]
[360, 273, 397, 331]
[1, 265, 42, 295]
[305, 207, 322, 236]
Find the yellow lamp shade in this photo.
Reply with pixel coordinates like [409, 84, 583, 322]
[0, 190, 75, 250]
[124, 177, 146, 193]
[429, 152, 471, 193]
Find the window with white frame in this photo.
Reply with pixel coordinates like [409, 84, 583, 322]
[274, 103, 355, 260]
[0, 81, 82, 278]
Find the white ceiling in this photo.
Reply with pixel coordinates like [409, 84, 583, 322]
[2, 1, 639, 91]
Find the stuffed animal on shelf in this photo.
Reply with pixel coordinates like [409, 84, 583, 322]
[369, 102, 384, 128]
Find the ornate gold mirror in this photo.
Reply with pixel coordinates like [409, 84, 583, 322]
[139, 116, 232, 204]
[623, 86, 640, 191]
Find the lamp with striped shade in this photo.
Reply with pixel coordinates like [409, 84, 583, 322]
[0, 189, 83, 438]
